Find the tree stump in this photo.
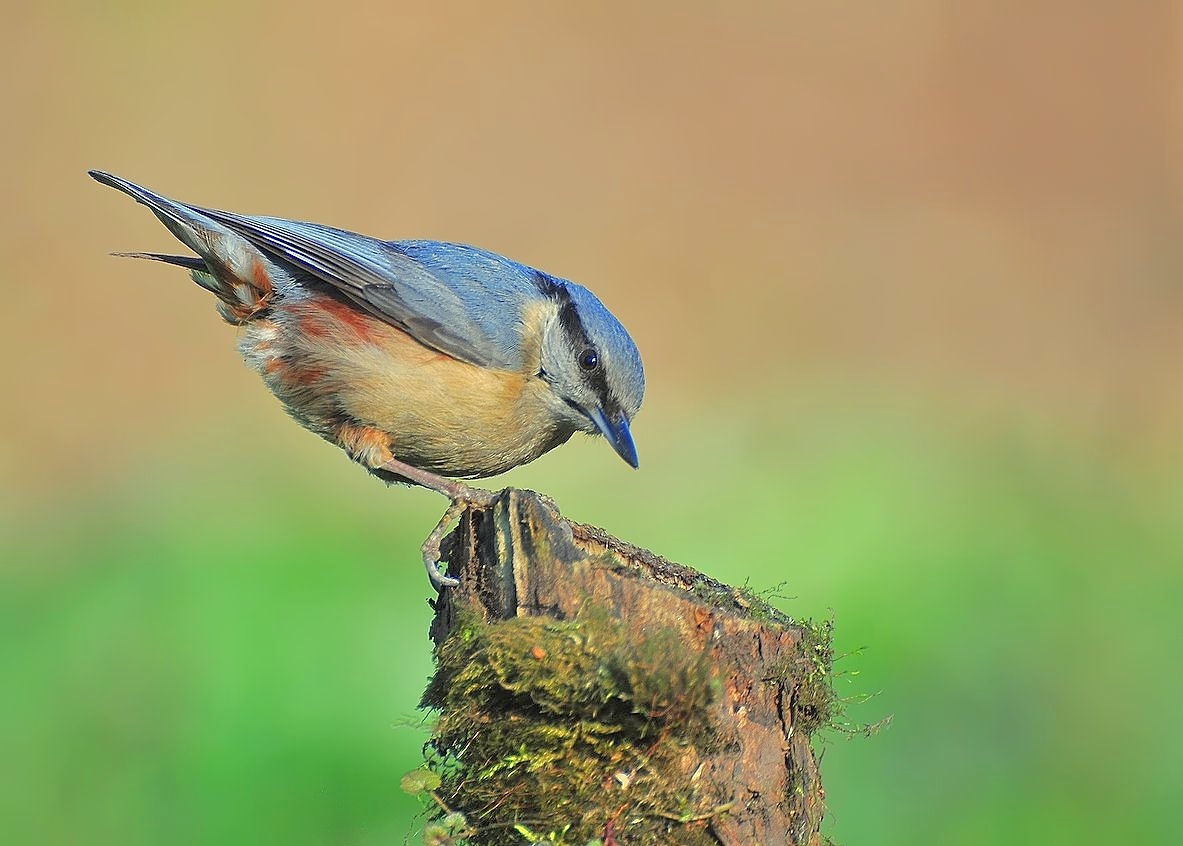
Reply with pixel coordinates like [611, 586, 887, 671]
[419, 489, 832, 846]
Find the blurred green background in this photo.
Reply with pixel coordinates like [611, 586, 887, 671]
[3, 2, 1182, 843]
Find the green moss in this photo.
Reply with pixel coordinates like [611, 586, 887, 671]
[687, 575, 794, 627]
[418, 604, 724, 845]
[760, 613, 837, 737]
[779, 615, 891, 741]
[792, 616, 836, 735]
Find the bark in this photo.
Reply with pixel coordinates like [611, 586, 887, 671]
[422, 488, 830, 846]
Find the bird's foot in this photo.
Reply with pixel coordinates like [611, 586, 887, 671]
[376, 455, 497, 590]
[421, 499, 466, 589]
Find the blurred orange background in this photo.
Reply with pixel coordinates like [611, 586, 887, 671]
[3, 3, 1181, 844]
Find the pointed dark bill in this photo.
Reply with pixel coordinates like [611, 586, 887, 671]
[589, 406, 638, 468]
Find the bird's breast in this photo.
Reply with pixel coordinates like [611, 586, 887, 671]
[242, 290, 572, 477]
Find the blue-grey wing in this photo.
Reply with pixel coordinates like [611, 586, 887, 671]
[193, 206, 544, 371]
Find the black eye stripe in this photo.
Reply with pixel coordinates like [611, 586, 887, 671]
[537, 271, 615, 405]
[580, 352, 609, 401]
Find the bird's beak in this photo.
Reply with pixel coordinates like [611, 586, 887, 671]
[589, 406, 639, 468]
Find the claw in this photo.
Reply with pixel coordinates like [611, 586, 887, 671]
[422, 499, 466, 589]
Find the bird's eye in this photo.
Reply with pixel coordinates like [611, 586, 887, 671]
[579, 349, 600, 371]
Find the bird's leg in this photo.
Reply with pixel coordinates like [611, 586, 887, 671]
[375, 454, 497, 507]
[375, 455, 497, 590]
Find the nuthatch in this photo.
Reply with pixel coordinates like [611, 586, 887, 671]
[90, 171, 645, 588]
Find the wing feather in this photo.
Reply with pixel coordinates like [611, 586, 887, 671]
[194, 206, 543, 371]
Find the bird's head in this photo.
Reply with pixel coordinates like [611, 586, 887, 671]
[535, 275, 645, 468]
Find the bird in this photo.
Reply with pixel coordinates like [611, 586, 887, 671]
[89, 170, 645, 588]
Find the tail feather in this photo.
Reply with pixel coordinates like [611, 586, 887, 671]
[112, 251, 209, 272]
[89, 170, 211, 252]
[90, 170, 277, 324]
